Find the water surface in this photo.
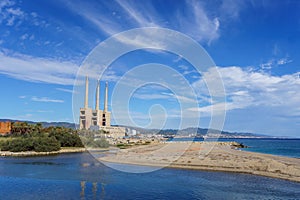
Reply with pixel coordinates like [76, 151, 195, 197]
[0, 152, 299, 199]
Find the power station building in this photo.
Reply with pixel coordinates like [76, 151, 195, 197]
[79, 76, 125, 138]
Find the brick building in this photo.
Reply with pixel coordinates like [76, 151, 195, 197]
[0, 122, 11, 135]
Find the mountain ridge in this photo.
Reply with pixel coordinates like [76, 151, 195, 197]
[0, 119, 271, 138]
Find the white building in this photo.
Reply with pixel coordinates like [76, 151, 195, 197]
[79, 76, 125, 138]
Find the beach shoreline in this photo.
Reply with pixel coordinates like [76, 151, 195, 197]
[0, 147, 88, 157]
[98, 142, 300, 182]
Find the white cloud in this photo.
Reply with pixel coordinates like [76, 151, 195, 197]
[219, 0, 245, 20]
[162, 92, 198, 104]
[192, 66, 300, 117]
[0, 1, 26, 26]
[0, 51, 79, 85]
[116, 0, 158, 27]
[173, 55, 182, 63]
[178, 65, 189, 71]
[61, 0, 123, 36]
[179, 0, 220, 43]
[56, 88, 74, 93]
[31, 96, 64, 103]
[63, 0, 221, 44]
[0, 0, 14, 9]
[260, 57, 292, 70]
[133, 93, 171, 100]
[260, 60, 273, 70]
[37, 110, 53, 113]
[277, 58, 292, 65]
[20, 33, 28, 40]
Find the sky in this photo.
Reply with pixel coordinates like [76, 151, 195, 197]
[0, 0, 299, 137]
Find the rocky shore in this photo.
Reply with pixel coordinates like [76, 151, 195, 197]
[99, 142, 300, 182]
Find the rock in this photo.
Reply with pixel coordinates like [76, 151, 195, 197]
[231, 142, 248, 148]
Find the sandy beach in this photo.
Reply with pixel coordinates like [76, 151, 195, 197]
[99, 142, 300, 182]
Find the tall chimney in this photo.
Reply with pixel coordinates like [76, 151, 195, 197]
[104, 82, 108, 112]
[95, 80, 100, 110]
[84, 76, 89, 108]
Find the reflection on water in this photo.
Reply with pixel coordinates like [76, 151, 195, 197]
[79, 181, 106, 200]
[0, 152, 300, 200]
[80, 181, 86, 199]
[92, 182, 97, 198]
[14, 161, 65, 166]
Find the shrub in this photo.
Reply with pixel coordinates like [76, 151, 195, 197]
[0, 124, 83, 152]
[80, 136, 110, 148]
[49, 129, 84, 147]
[93, 138, 110, 148]
[1, 138, 34, 152]
[0, 137, 61, 152]
[33, 137, 61, 152]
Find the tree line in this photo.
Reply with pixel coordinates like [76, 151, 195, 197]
[0, 122, 83, 152]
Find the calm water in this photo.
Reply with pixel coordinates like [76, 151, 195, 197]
[222, 138, 300, 158]
[0, 149, 300, 200]
[169, 138, 300, 158]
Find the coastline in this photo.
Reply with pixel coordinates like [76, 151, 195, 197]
[0, 147, 87, 157]
[99, 142, 300, 182]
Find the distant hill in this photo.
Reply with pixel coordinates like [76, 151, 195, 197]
[0, 119, 77, 129]
[1, 119, 269, 138]
[117, 125, 270, 138]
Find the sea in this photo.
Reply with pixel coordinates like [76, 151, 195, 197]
[169, 137, 300, 158]
[0, 138, 299, 200]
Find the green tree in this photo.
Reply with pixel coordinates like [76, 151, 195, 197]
[33, 137, 61, 152]
[48, 127, 83, 147]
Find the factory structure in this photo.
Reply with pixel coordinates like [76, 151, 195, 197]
[79, 76, 125, 138]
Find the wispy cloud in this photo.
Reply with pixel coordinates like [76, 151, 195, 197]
[177, 0, 220, 43]
[0, 51, 78, 85]
[0, 0, 25, 26]
[31, 96, 64, 103]
[37, 110, 53, 113]
[56, 88, 74, 93]
[277, 58, 292, 65]
[0, 0, 239, 87]
[260, 57, 292, 70]
[133, 93, 171, 100]
[62, 0, 223, 44]
[133, 91, 197, 103]
[219, 0, 245, 20]
[116, 0, 159, 27]
[61, 0, 123, 36]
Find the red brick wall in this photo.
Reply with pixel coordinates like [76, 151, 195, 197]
[0, 122, 11, 135]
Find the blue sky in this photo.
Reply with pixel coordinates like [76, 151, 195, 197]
[0, 0, 299, 137]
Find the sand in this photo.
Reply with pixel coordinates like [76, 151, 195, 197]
[99, 142, 300, 182]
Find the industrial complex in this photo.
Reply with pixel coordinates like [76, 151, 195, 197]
[79, 76, 126, 138]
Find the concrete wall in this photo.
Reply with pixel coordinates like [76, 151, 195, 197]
[79, 108, 93, 130]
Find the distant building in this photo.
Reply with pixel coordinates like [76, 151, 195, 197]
[79, 76, 125, 138]
[0, 121, 11, 135]
[125, 128, 137, 137]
